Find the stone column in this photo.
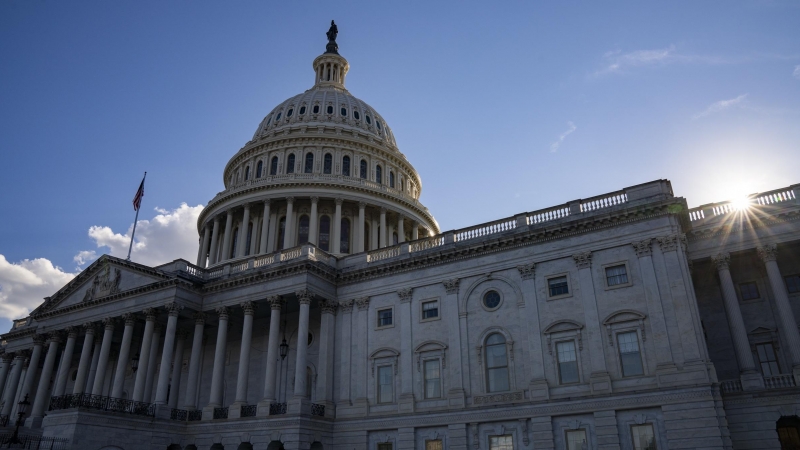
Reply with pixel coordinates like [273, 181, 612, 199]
[338, 300, 354, 405]
[573, 252, 612, 393]
[379, 208, 387, 248]
[110, 313, 136, 399]
[73, 324, 96, 394]
[208, 216, 221, 265]
[197, 225, 211, 267]
[333, 198, 343, 253]
[205, 307, 229, 413]
[249, 216, 259, 256]
[412, 221, 419, 241]
[85, 339, 101, 393]
[232, 301, 256, 414]
[516, 264, 549, 400]
[290, 290, 313, 413]
[222, 209, 236, 261]
[657, 235, 703, 363]
[53, 327, 78, 396]
[758, 244, 800, 381]
[155, 302, 183, 405]
[132, 309, 157, 401]
[309, 197, 319, 245]
[0, 354, 11, 401]
[713, 253, 763, 389]
[442, 279, 466, 408]
[259, 200, 271, 254]
[19, 335, 45, 404]
[316, 300, 336, 416]
[357, 202, 366, 253]
[1, 354, 25, 417]
[183, 312, 205, 410]
[632, 240, 676, 370]
[168, 329, 188, 408]
[283, 197, 295, 249]
[28, 334, 62, 427]
[237, 204, 251, 257]
[92, 318, 115, 396]
[349, 297, 371, 412]
[397, 214, 405, 243]
[142, 323, 163, 403]
[397, 289, 414, 412]
[258, 295, 284, 415]
[370, 217, 379, 250]
[267, 211, 278, 253]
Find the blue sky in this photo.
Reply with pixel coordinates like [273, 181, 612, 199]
[1, 1, 799, 330]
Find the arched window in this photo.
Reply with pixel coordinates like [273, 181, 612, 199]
[342, 156, 351, 176]
[340, 218, 350, 253]
[286, 154, 295, 174]
[319, 216, 330, 251]
[485, 333, 510, 393]
[326, 105, 333, 114]
[244, 166, 250, 181]
[313, 105, 320, 114]
[777, 417, 800, 449]
[360, 160, 367, 179]
[389, 171, 395, 188]
[365, 115, 372, 125]
[276, 112, 282, 120]
[323, 153, 332, 174]
[376, 165, 383, 184]
[287, 108, 293, 117]
[304, 152, 314, 173]
[353, 110, 360, 120]
[299, 106, 306, 115]
[277, 217, 286, 250]
[230, 227, 239, 259]
[298, 215, 310, 245]
[270, 156, 278, 175]
[256, 161, 263, 178]
[341, 107, 347, 117]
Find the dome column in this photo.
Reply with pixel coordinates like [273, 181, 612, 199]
[283, 197, 295, 250]
[379, 208, 387, 248]
[397, 214, 405, 243]
[309, 197, 319, 245]
[412, 221, 419, 240]
[197, 225, 210, 267]
[208, 216, 221, 265]
[333, 198, 343, 253]
[221, 209, 234, 262]
[370, 215, 379, 250]
[357, 202, 366, 253]
[259, 200, 271, 254]
[237, 204, 251, 257]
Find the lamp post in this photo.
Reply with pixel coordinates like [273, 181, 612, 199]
[4, 394, 30, 447]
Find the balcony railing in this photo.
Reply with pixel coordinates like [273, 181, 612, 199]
[213, 407, 228, 419]
[688, 184, 798, 222]
[720, 374, 797, 394]
[170, 408, 187, 421]
[0, 433, 69, 450]
[0, 415, 8, 427]
[49, 393, 155, 417]
[269, 402, 287, 415]
[188, 410, 202, 421]
[241, 404, 257, 417]
[310, 403, 325, 417]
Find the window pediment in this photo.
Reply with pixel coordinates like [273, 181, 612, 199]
[543, 319, 583, 335]
[602, 309, 646, 326]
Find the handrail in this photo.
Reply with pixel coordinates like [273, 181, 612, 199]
[687, 184, 798, 222]
[49, 393, 155, 417]
[454, 217, 516, 242]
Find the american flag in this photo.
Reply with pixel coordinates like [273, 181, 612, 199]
[132, 175, 146, 211]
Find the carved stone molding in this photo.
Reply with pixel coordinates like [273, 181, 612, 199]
[473, 390, 524, 406]
[757, 244, 778, 263]
[216, 306, 229, 321]
[193, 311, 206, 325]
[296, 289, 313, 305]
[121, 313, 136, 326]
[355, 296, 370, 310]
[573, 251, 592, 269]
[656, 234, 679, 252]
[143, 308, 158, 321]
[443, 278, 460, 295]
[339, 299, 354, 313]
[397, 288, 413, 303]
[517, 263, 535, 280]
[165, 302, 183, 317]
[240, 301, 257, 315]
[267, 295, 285, 310]
[631, 239, 652, 257]
[320, 299, 337, 315]
[712, 253, 730, 271]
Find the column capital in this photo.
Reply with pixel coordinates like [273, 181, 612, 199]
[263, 198, 272, 206]
[165, 302, 184, 317]
[320, 299, 337, 315]
[33, 334, 47, 346]
[572, 251, 592, 269]
[380, 207, 387, 214]
[47, 332, 63, 345]
[143, 308, 158, 321]
[632, 239, 652, 257]
[18, 349, 32, 360]
[355, 296, 370, 310]
[102, 317, 116, 330]
[656, 234, 680, 252]
[240, 301, 257, 315]
[358, 201, 366, 209]
[310, 196, 319, 204]
[397, 288, 413, 303]
[1, 353, 14, 363]
[712, 253, 730, 271]
[757, 244, 778, 263]
[243, 203, 251, 211]
[335, 197, 343, 206]
[296, 289, 313, 305]
[216, 306, 229, 321]
[64, 326, 78, 338]
[517, 263, 536, 280]
[443, 278, 460, 295]
[286, 196, 295, 205]
[267, 295, 285, 310]
[121, 312, 137, 326]
[339, 299, 354, 313]
[213, 215, 221, 224]
[82, 322, 97, 334]
[193, 311, 206, 324]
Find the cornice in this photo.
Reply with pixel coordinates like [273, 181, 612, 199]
[201, 259, 337, 293]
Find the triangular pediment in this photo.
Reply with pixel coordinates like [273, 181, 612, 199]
[32, 255, 172, 316]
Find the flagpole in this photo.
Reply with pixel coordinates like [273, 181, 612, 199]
[127, 172, 146, 261]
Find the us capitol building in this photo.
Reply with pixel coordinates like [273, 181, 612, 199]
[2, 24, 800, 450]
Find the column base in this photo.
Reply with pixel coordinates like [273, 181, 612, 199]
[228, 402, 246, 419]
[528, 378, 550, 401]
[447, 388, 466, 409]
[201, 405, 217, 421]
[398, 393, 415, 414]
[741, 371, 765, 391]
[25, 416, 44, 429]
[287, 396, 311, 415]
[153, 404, 172, 420]
[589, 371, 612, 394]
[256, 399, 273, 417]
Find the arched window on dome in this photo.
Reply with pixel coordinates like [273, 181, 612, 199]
[340, 218, 351, 254]
[270, 156, 279, 175]
[353, 110, 360, 120]
[341, 107, 347, 117]
[276, 112, 282, 121]
[360, 160, 367, 179]
[389, 171, 395, 189]
[304, 152, 314, 173]
[323, 153, 332, 174]
[287, 154, 296, 174]
[319, 216, 330, 251]
[287, 108, 293, 117]
[277, 217, 286, 251]
[299, 106, 306, 115]
[484, 333, 510, 393]
[365, 115, 372, 125]
[230, 227, 239, 259]
[266, 115, 272, 126]
[376, 165, 383, 185]
[313, 105, 320, 114]
[256, 161, 263, 178]
[297, 215, 310, 245]
[376, 120, 382, 131]
[245, 222, 253, 256]
[244, 166, 250, 181]
[342, 156, 351, 176]
[327, 105, 334, 115]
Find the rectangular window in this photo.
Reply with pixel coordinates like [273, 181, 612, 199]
[757, 343, 780, 376]
[422, 300, 439, 320]
[377, 308, 393, 327]
[556, 341, 579, 384]
[548, 276, 569, 297]
[377, 365, 393, 404]
[424, 360, 441, 399]
[631, 424, 657, 450]
[785, 275, 800, 294]
[425, 440, 443, 450]
[489, 435, 513, 450]
[605, 264, 629, 286]
[566, 430, 587, 450]
[739, 282, 760, 300]
[618, 331, 644, 377]
[377, 444, 392, 450]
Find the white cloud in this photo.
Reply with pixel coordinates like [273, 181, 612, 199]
[0, 255, 76, 321]
[550, 121, 577, 153]
[593, 45, 677, 76]
[73, 250, 97, 268]
[79, 203, 205, 268]
[794, 65, 800, 79]
[692, 94, 748, 119]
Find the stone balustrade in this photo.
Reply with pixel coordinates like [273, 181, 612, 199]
[687, 183, 800, 222]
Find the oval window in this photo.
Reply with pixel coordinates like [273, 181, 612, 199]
[299, 106, 306, 115]
[276, 112, 282, 120]
[341, 107, 347, 116]
[313, 105, 320, 114]
[266, 116, 272, 125]
[327, 105, 333, 114]
[483, 290, 501, 309]
[376, 120, 382, 130]
[353, 111, 360, 120]
[287, 108, 293, 117]
[365, 115, 372, 124]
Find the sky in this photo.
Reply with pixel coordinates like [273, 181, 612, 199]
[1, 1, 799, 331]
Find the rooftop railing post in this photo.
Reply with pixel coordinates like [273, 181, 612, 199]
[515, 213, 527, 228]
[792, 184, 800, 205]
[444, 231, 455, 244]
[568, 200, 582, 215]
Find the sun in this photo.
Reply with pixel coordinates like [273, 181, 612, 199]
[730, 196, 752, 211]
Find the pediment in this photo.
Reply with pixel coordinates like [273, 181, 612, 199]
[543, 319, 583, 335]
[414, 340, 447, 353]
[32, 255, 171, 316]
[603, 310, 646, 326]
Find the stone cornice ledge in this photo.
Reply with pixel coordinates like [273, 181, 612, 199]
[202, 259, 337, 293]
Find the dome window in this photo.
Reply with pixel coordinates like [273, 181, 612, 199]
[326, 106, 334, 115]
[244, 166, 250, 181]
[276, 112, 282, 120]
[376, 120, 382, 130]
[360, 160, 367, 179]
[256, 161, 263, 178]
[353, 111, 360, 120]
[266, 116, 272, 125]
[376, 165, 383, 184]
[365, 115, 372, 125]
[287, 108, 294, 117]
[298, 215, 310, 245]
[287, 154, 296, 174]
[313, 105, 320, 114]
[299, 106, 306, 115]
[304, 152, 314, 173]
[342, 156, 351, 176]
[323, 153, 332, 174]
[270, 156, 278, 175]
[389, 171, 395, 188]
[341, 107, 347, 117]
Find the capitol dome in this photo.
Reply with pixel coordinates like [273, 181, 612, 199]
[195, 27, 439, 267]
